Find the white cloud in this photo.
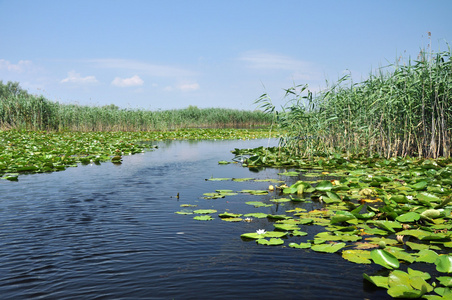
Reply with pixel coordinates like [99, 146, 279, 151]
[238, 51, 323, 81]
[89, 58, 196, 77]
[0, 59, 33, 72]
[60, 71, 98, 84]
[177, 82, 200, 91]
[111, 75, 144, 87]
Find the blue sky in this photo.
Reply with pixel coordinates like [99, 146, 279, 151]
[1, 0, 451, 110]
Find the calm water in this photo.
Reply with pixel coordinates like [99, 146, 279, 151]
[0, 139, 391, 299]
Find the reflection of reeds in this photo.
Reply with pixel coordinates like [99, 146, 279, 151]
[0, 84, 272, 131]
[257, 46, 452, 158]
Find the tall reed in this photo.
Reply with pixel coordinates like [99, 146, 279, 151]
[257, 46, 452, 158]
[0, 84, 272, 131]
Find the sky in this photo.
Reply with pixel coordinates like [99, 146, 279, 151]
[1, 0, 451, 111]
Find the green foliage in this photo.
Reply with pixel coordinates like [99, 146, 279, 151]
[0, 81, 272, 131]
[258, 46, 452, 158]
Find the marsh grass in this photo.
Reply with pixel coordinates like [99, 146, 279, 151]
[0, 84, 271, 131]
[257, 46, 452, 159]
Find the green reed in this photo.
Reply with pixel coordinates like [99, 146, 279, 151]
[0, 84, 271, 131]
[257, 46, 452, 158]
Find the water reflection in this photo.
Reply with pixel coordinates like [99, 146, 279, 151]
[0, 139, 390, 299]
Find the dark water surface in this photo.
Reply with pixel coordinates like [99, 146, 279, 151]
[0, 139, 391, 299]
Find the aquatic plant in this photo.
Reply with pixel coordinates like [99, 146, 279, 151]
[256, 45, 452, 159]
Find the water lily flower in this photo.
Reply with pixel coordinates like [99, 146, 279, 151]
[244, 217, 253, 222]
[256, 229, 266, 235]
[407, 195, 413, 200]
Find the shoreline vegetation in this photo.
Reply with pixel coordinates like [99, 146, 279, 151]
[257, 46, 451, 159]
[0, 81, 272, 131]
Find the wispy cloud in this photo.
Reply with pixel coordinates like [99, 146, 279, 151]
[89, 58, 196, 77]
[238, 51, 322, 81]
[60, 71, 98, 84]
[111, 75, 144, 87]
[0, 59, 33, 72]
[177, 82, 200, 91]
[238, 51, 311, 70]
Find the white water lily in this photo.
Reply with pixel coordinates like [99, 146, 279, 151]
[256, 229, 266, 235]
[406, 195, 413, 200]
[244, 217, 253, 222]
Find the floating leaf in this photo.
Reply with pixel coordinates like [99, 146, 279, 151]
[278, 171, 299, 176]
[207, 177, 231, 181]
[240, 189, 268, 195]
[315, 180, 333, 192]
[241, 231, 287, 239]
[273, 223, 300, 231]
[194, 209, 217, 214]
[289, 242, 311, 249]
[363, 273, 389, 289]
[256, 238, 284, 246]
[270, 198, 291, 203]
[243, 213, 268, 218]
[396, 212, 421, 223]
[416, 249, 439, 263]
[290, 230, 308, 236]
[342, 250, 372, 264]
[370, 249, 400, 269]
[218, 212, 243, 218]
[221, 217, 242, 222]
[436, 255, 452, 273]
[437, 276, 452, 287]
[411, 181, 428, 191]
[232, 178, 254, 182]
[245, 201, 272, 208]
[193, 215, 214, 221]
[311, 242, 346, 253]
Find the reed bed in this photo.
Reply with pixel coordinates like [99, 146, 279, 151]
[0, 83, 271, 131]
[258, 46, 452, 158]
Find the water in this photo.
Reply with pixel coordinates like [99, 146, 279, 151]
[0, 139, 390, 299]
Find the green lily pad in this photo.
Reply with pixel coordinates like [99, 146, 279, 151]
[396, 212, 421, 223]
[241, 231, 287, 239]
[193, 215, 214, 221]
[370, 249, 400, 269]
[290, 230, 308, 236]
[245, 201, 272, 208]
[218, 212, 243, 218]
[436, 255, 452, 273]
[315, 180, 333, 192]
[342, 250, 372, 264]
[289, 242, 311, 249]
[221, 217, 243, 222]
[311, 242, 346, 253]
[175, 210, 194, 215]
[243, 213, 268, 218]
[194, 209, 217, 214]
[256, 238, 284, 246]
[363, 273, 389, 289]
[437, 276, 452, 287]
[232, 178, 254, 182]
[240, 189, 269, 195]
[416, 249, 439, 263]
[207, 177, 232, 181]
[273, 223, 300, 231]
[270, 198, 291, 203]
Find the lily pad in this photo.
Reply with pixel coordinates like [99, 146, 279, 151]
[289, 242, 311, 249]
[370, 249, 400, 269]
[244, 213, 268, 218]
[245, 201, 272, 208]
[241, 231, 287, 240]
[342, 250, 372, 264]
[193, 215, 214, 221]
[194, 209, 217, 214]
[315, 180, 333, 192]
[256, 238, 284, 246]
[436, 255, 452, 273]
[311, 242, 346, 253]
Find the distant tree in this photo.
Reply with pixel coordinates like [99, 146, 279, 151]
[0, 81, 29, 98]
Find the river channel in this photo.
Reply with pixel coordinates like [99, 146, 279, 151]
[0, 139, 391, 299]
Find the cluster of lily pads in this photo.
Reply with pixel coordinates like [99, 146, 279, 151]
[0, 129, 276, 181]
[176, 148, 452, 299]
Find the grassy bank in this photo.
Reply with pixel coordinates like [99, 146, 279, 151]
[0, 82, 271, 131]
[258, 46, 452, 159]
